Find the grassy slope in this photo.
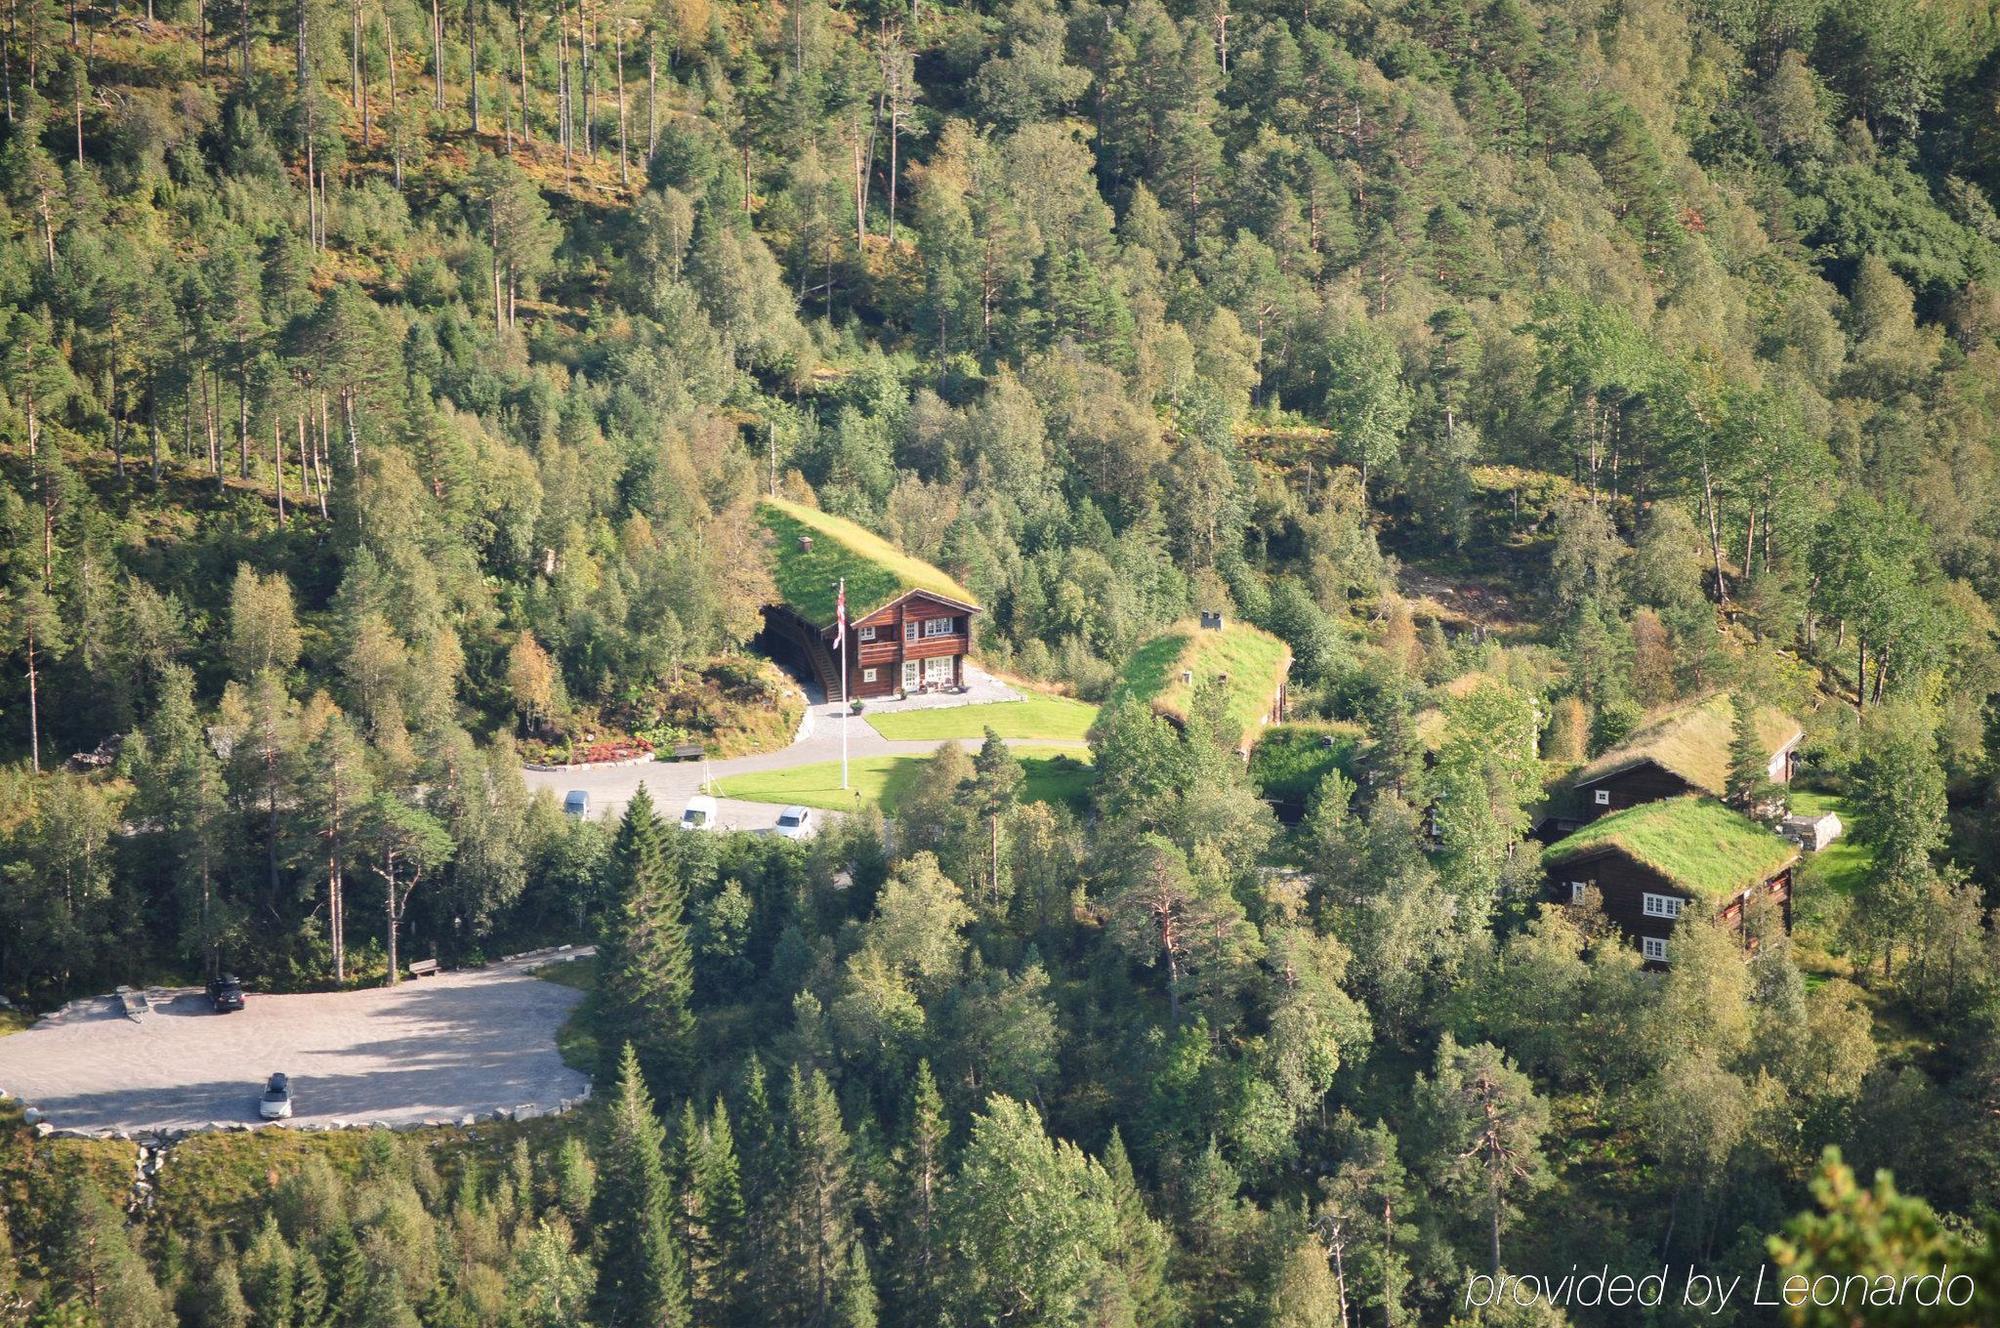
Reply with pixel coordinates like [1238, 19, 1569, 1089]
[1543, 796, 1799, 900]
[1789, 790, 1871, 898]
[863, 696, 1098, 743]
[759, 498, 976, 624]
[1108, 621, 1291, 734]
[713, 745, 1092, 812]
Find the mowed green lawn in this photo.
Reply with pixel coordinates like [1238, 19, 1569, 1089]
[864, 696, 1099, 743]
[1789, 790, 1871, 897]
[713, 745, 1094, 812]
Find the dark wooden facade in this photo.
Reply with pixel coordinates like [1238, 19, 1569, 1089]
[1572, 759, 1701, 822]
[832, 590, 978, 699]
[1549, 845, 1793, 967]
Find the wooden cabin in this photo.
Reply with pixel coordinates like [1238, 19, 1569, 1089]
[838, 589, 980, 699]
[1544, 796, 1799, 966]
[1558, 694, 1802, 830]
[756, 498, 982, 701]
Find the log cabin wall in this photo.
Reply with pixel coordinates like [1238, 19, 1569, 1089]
[1575, 761, 1699, 821]
[835, 591, 974, 699]
[1548, 847, 1793, 967]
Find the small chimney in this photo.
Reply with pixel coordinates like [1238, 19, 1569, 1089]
[1200, 610, 1224, 631]
[798, 535, 814, 552]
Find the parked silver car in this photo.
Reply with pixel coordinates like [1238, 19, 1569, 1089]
[259, 1073, 293, 1120]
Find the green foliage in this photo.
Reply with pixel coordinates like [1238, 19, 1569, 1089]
[7, 0, 2000, 1318]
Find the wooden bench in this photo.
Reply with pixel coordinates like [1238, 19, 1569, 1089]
[115, 987, 149, 1018]
[406, 959, 441, 979]
[671, 742, 704, 762]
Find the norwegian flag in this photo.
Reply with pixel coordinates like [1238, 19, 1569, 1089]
[835, 579, 846, 650]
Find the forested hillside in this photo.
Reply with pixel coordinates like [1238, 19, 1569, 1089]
[5, 0, 2000, 1319]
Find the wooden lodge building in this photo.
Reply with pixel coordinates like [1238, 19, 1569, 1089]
[1545, 796, 1799, 967]
[1556, 693, 1802, 832]
[1542, 693, 1805, 966]
[831, 588, 981, 699]
[756, 498, 982, 702]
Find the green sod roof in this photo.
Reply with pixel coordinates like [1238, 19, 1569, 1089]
[1109, 619, 1292, 737]
[1543, 796, 1799, 900]
[1572, 693, 1800, 798]
[758, 497, 979, 628]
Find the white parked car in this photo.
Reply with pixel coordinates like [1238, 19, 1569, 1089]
[259, 1073, 293, 1120]
[774, 806, 813, 840]
[680, 794, 720, 831]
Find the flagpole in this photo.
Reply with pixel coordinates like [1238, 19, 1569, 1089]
[838, 578, 849, 791]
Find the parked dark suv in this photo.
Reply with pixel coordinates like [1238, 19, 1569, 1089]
[207, 974, 245, 1012]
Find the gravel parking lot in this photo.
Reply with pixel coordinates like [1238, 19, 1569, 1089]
[0, 956, 591, 1135]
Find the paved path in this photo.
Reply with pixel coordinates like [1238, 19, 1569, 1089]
[0, 955, 591, 1134]
[522, 664, 1039, 827]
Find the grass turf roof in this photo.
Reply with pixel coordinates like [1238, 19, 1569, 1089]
[1109, 620, 1292, 736]
[1543, 795, 1800, 900]
[758, 497, 978, 627]
[1572, 693, 1800, 798]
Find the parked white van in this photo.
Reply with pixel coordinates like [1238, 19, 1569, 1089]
[680, 794, 720, 831]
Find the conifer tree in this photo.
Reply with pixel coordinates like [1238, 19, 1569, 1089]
[1726, 692, 1767, 809]
[691, 1100, 749, 1326]
[1102, 1127, 1176, 1327]
[885, 1060, 948, 1328]
[291, 1250, 330, 1328]
[49, 1172, 171, 1328]
[734, 1057, 785, 1318]
[592, 1042, 690, 1328]
[240, 1215, 296, 1328]
[780, 1067, 858, 1325]
[599, 786, 696, 1078]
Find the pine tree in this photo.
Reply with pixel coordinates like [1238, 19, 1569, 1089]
[833, 1243, 878, 1328]
[1726, 692, 1766, 809]
[199, 1251, 253, 1328]
[291, 1250, 330, 1328]
[554, 1135, 597, 1226]
[240, 1216, 295, 1328]
[50, 1172, 171, 1328]
[1101, 1127, 1176, 1327]
[351, 1270, 420, 1328]
[599, 786, 696, 1079]
[691, 1100, 749, 1327]
[592, 1042, 690, 1328]
[780, 1067, 858, 1325]
[735, 1057, 784, 1322]
[885, 1061, 947, 1328]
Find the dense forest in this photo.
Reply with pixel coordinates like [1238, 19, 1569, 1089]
[4, 0, 2000, 1319]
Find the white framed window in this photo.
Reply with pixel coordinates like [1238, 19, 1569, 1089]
[925, 655, 952, 683]
[1593, 789, 1612, 806]
[858, 626, 876, 643]
[1642, 892, 1684, 920]
[902, 660, 920, 690]
[905, 620, 920, 642]
[862, 668, 878, 683]
[1568, 881, 1588, 903]
[922, 616, 954, 639]
[1642, 936, 1669, 963]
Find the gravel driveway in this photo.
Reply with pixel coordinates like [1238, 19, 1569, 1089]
[521, 663, 1025, 826]
[0, 956, 591, 1135]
